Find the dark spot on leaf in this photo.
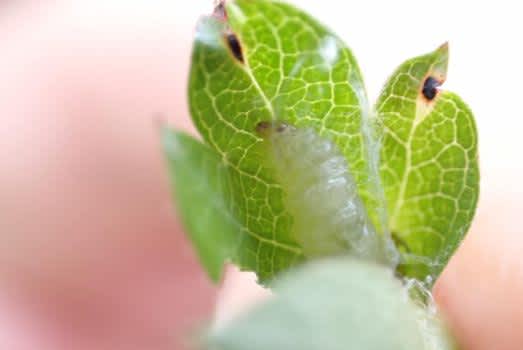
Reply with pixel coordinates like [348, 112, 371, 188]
[256, 121, 291, 137]
[225, 33, 244, 63]
[422, 76, 440, 101]
[256, 121, 271, 134]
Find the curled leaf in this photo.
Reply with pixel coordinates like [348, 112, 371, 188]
[376, 44, 479, 284]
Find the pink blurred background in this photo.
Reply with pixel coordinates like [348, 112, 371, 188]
[1, 1, 213, 349]
[1, 1, 522, 349]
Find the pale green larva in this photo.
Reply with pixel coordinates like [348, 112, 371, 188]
[257, 121, 382, 261]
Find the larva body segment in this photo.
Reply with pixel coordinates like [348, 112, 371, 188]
[258, 122, 381, 261]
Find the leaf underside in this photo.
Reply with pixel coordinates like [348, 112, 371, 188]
[207, 258, 453, 350]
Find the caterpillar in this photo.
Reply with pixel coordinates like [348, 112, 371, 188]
[257, 121, 382, 261]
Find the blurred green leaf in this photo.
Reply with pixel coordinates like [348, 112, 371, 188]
[207, 258, 453, 350]
[163, 130, 240, 282]
[376, 44, 479, 283]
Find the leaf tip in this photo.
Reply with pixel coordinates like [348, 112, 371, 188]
[437, 41, 449, 55]
[431, 42, 449, 82]
[213, 0, 227, 21]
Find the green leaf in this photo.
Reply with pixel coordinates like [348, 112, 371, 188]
[207, 258, 453, 350]
[376, 44, 479, 283]
[186, 0, 392, 282]
[163, 130, 241, 282]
